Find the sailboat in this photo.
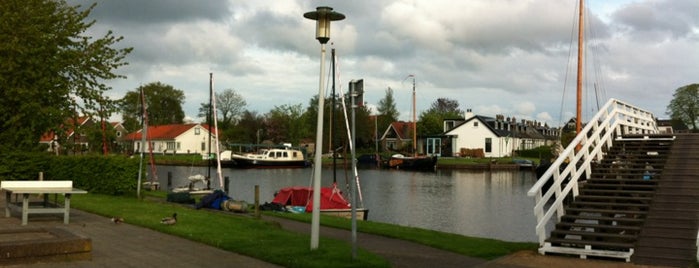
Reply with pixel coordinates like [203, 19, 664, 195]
[386, 75, 438, 171]
[171, 73, 223, 196]
[269, 48, 368, 220]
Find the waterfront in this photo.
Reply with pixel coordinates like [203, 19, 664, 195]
[153, 166, 538, 242]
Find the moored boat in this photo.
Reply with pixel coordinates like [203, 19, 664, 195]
[387, 154, 438, 171]
[223, 146, 310, 168]
[270, 184, 368, 220]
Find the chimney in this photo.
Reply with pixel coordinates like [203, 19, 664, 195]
[464, 108, 474, 120]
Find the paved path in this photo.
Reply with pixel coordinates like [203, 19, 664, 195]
[0, 198, 665, 268]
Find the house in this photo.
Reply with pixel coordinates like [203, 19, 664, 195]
[39, 116, 97, 154]
[123, 123, 218, 156]
[379, 121, 415, 153]
[443, 110, 559, 158]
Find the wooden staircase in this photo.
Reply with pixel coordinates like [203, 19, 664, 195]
[632, 134, 699, 267]
[544, 134, 676, 261]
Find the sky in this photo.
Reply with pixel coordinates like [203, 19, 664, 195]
[71, 0, 698, 127]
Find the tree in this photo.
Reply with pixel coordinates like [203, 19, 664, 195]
[197, 88, 247, 129]
[418, 98, 463, 135]
[0, 0, 132, 151]
[666, 83, 698, 131]
[119, 82, 186, 131]
[227, 110, 265, 144]
[376, 87, 400, 135]
[264, 104, 307, 144]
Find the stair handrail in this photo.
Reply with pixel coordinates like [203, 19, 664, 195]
[527, 98, 658, 245]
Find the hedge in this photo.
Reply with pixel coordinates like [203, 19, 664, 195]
[0, 153, 140, 195]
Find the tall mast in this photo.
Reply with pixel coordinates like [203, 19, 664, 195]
[411, 75, 416, 157]
[576, 0, 584, 134]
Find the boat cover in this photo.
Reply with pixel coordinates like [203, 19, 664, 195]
[271, 183, 350, 212]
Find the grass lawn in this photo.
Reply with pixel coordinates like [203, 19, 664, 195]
[69, 192, 536, 267]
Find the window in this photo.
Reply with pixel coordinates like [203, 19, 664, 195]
[167, 142, 176, 150]
[195, 127, 201, 135]
[201, 142, 205, 151]
[485, 138, 492, 153]
[387, 141, 396, 150]
[473, 122, 479, 127]
[116, 131, 121, 137]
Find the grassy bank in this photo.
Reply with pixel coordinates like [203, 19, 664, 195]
[70, 192, 536, 267]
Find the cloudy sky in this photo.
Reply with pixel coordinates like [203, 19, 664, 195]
[73, 0, 698, 126]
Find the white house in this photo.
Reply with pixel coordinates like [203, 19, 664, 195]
[124, 123, 218, 156]
[443, 110, 559, 158]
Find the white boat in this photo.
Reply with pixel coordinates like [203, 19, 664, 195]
[223, 146, 310, 168]
[171, 174, 213, 195]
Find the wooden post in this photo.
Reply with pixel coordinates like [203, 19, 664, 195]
[254, 185, 260, 219]
[167, 172, 172, 190]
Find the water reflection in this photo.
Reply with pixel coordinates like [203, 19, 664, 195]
[154, 166, 537, 242]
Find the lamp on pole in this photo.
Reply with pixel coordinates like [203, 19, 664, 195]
[304, 6, 345, 250]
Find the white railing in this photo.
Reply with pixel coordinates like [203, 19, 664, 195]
[527, 98, 658, 246]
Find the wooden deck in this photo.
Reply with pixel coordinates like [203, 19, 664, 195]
[544, 133, 699, 266]
[632, 133, 699, 267]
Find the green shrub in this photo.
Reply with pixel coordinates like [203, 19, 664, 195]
[0, 153, 139, 195]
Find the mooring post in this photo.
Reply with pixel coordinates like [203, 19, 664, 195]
[167, 172, 172, 190]
[255, 185, 260, 219]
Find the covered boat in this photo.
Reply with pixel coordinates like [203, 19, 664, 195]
[271, 184, 368, 220]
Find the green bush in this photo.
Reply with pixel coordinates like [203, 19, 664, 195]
[0, 153, 139, 195]
[515, 146, 554, 161]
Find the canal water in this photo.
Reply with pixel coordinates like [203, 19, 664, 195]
[152, 165, 538, 242]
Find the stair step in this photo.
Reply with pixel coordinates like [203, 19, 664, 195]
[550, 229, 637, 242]
[545, 237, 634, 250]
[579, 189, 655, 195]
[565, 207, 648, 216]
[570, 201, 650, 209]
[632, 256, 694, 268]
[639, 227, 698, 239]
[561, 214, 645, 224]
[575, 195, 652, 202]
[554, 222, 641, 233]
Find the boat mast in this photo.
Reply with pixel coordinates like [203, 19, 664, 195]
[576, 0, 584, 135]
[411, 75, 417, 157]
[208, 73, 213, 184]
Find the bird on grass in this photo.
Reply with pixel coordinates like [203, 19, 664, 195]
[110, 217, 125, 224]
[160, 213, 177, 225]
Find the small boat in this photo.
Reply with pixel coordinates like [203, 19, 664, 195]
[270, 184, 368, 220]
[224, 146, 310, 168]
[171, 174, 214, 195]
[387, 154, 438, 171]
[384, 75, 438, 172]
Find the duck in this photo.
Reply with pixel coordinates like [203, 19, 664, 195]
[160, 213, 177, 225]
[110, 217, 124, 224]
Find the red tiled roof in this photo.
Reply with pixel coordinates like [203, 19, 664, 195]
[390, 121, 414, 139]
[39, 116, 92, 142]
[124, 124, 215, 140]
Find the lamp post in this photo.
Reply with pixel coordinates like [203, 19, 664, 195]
[304, 6, 345, 250]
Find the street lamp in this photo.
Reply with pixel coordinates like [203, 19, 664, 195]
[304, 6, 345, 250]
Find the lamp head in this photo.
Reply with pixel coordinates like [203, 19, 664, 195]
[304, 6, 345, 44]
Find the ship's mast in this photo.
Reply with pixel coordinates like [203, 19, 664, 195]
[576, 0, 584, 134]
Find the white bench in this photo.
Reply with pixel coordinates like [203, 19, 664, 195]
[1, 180, 87, 225]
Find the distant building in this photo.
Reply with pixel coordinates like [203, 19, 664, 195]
[39, 116, 96, 154]
[123, 123, 218, 156]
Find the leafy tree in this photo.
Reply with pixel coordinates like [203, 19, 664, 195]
[418, 98, 463, 135]
[227, 110, 265, 144]
[119, 82, 186, 131]
[666, 83, 698, 131]
[197, 88, 247, 129]
[376, 87, 400, 136]
[264, 104, 307, 144]
[0, 0, 131, 151]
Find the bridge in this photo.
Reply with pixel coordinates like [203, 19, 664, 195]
[528, 98, 699, 267]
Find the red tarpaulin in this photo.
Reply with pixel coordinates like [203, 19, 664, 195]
[271, 183, 350, 212]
